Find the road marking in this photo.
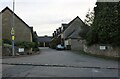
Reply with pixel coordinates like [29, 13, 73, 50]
[2, 63, 119, 70]
[92, 69, 99, 72]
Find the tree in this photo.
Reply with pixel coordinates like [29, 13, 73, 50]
[84, 9, 94, 26]
[86, 2, 120, 46]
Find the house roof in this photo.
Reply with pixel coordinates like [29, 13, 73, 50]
[1, 7, 32, 31]
[68, 30, 81, 39]
[62, 24, 68, 28]
[62, 24, 68, 31]
[68, 16, 85, 26]
[65, 16, 88, 39]
[37, 36, 52, 42]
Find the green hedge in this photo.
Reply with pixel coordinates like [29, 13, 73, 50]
[3, 39, 11, 45]
[15, 41, 35, 49]
[3, 39, 39, 51]
[15, 41, 39, 51]
[0, 39, 2, 46]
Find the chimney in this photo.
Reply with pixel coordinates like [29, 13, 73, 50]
[54, 31, 57, 36]
[59, 27, 62, 33]
[52, 33, 55, 38]
[56, 29, 59, 35]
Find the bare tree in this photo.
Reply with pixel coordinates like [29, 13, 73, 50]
[84, 9, 94, 26]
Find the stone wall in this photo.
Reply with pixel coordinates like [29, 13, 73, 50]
[2, 46, 12, 56]
[71, 39, 85, 51]
[0, 12, 2, 58]
[84, 44, 120, 58]
[2, 45, 33, 56]
[65, 38, 120, 58]
[0, 12, 2, 79]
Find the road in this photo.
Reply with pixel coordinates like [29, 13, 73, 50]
[2, 47, 119, 77]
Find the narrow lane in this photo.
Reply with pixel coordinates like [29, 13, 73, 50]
[2, 47, 118, 68]
[2, 64, 119, 77]
[2, 47, 119, 77]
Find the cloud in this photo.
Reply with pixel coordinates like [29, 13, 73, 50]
[1, 0, 97, 36]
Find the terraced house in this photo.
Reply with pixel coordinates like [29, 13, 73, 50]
[51, 16, 89, 51]
[63, 16, 89, 50]
[1, 7, 33, 42]
[37, 36, 52, 47]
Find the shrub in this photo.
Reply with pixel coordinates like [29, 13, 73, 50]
[3, 39, 11, 45]
[15, 41, 35, 49]
[0, 39, 2, 46]
[15, 41, 39, 52]
[33, 47, 39, 52]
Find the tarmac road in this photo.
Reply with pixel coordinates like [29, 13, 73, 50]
[2, 47, 119, 77]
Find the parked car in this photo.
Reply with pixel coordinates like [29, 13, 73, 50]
[56, 44, 65, 50]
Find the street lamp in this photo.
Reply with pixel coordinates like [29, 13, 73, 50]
[11, 0, 15, 56]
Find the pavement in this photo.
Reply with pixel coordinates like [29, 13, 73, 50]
[1, 47, 120, 77]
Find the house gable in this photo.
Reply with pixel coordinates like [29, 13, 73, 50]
[64, 16, 86, 39]
[1, 7, 31, 31]
[1, 7, 33, 42]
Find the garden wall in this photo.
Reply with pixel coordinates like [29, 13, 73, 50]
[84, 44, 120, 58]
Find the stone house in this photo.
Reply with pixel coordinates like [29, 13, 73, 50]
[0, 12, 2, 57]
[60, 24, 69, 45]
[1, 7, 33, 42]
[37, 36, 52, 47]
[50, 23, 69, 48]
[63, 16, 89, 50]
[51, 16, 89, 50]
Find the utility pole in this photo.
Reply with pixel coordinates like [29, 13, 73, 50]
[11, 0, 15, 56]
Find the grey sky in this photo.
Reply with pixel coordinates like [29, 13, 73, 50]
[0, 0, 97, 36]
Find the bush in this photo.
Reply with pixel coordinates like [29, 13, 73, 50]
[3, 39, 11, 45]
[32, 42, 39, 52]
[15, 41, 35, 49]
[86, 28, 98, 46]
[0, 39, 2, 46]
[79, 25, 89, 39]
[15, 41, 39, 52]
[33, 48, 39, 51]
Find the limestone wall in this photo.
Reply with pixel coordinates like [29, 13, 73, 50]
[0, 12, 2, 58]
[84, 44, 120, 58]
[71, 39, 85, 51]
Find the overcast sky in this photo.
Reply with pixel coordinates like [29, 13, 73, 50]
[0, 0, 97, 36]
